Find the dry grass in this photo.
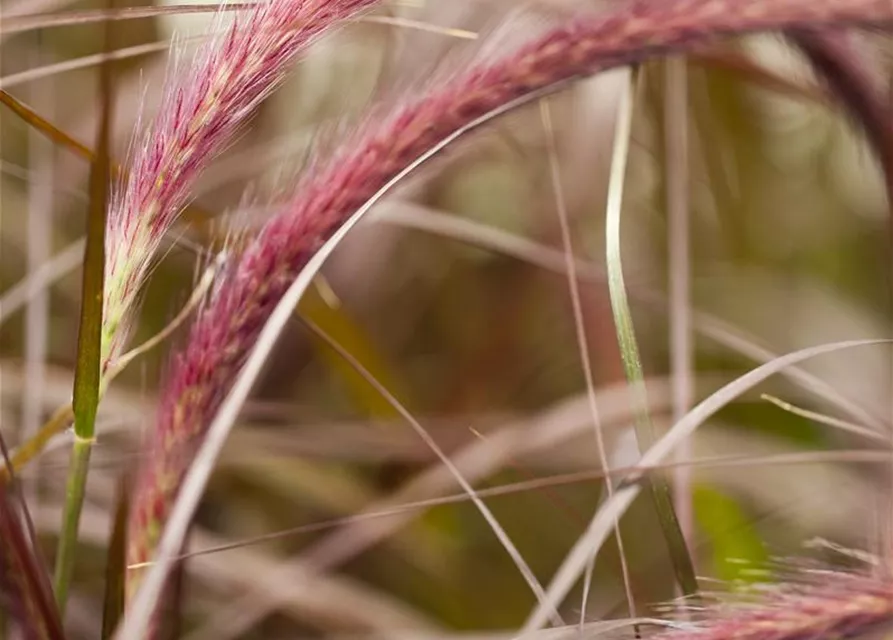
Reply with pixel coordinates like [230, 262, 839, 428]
[0, 0, 892, 638]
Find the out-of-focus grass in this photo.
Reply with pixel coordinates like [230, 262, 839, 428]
[0, 2, 890, 637]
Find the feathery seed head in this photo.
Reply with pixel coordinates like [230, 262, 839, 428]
[650, 571, 893, 639]
[102, 0, 379, 372]
[127, 0, 893, 595]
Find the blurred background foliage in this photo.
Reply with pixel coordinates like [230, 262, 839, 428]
[0, 0, 892, 637]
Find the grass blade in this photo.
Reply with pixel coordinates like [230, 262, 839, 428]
[0, 405, 73, 485]
[539, 97, 637, 622]
[298, 280, 409, 419]
[116, 82, 549, 639]
[0, 4, 253, 34]
[0, 90, 213, 231]
[302, 317, 560, 624]
[0, 90, 93, 161]
[116, 205, 359, 639]
[664, 53, 695, 569]
[158, 549, 187, 640]
[603, 68, 698, 596]
[522, 338, 891, 633]
[0, 488, 65, 640]
[52, 4, 113, 611]
[0, 432, 64, 640]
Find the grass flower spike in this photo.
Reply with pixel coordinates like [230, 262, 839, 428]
[0, 0, 891, 633]
[127, 0, 893, 594]
[102, 0, 379, 374]
[651, 571, 893, 639]
[54, 0, 381, 613]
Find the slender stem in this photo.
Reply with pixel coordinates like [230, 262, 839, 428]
[53, 435, 93, 611]
[539, 96, 638, 624]
[604, 69, 699, 597]
[0, 403, 73, 484]
[52, 3, 112, 612]
[665, 54, 694, 561]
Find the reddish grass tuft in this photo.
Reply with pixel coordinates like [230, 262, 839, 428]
[650, 571, 893, 639]
[101, 0, 379, 374]
[126, 0, 893, 597]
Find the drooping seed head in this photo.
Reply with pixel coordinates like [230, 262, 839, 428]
[127, 0, 893, 599]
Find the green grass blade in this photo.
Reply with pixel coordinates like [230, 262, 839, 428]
[53, 441, 93, 611]
[603, 68, 698, 597]
[65, 58, 111, 444]
[522, 338, 890, 633]
[53, 3, 114, 611]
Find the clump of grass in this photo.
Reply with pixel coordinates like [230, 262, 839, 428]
[126, 0, 893, 609]
[0, 1, 381, 491]
[0, 0, 376, 621]
[0, 0, 385, 623]
[4, 0, 891, 635]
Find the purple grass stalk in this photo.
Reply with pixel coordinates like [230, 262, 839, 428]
[126, 0, 893, 598]
[101, 0, 380, 373]
[649, 571, 893, 639]
[0, 487, 64, 640]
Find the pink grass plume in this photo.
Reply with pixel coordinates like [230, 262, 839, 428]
[127, 0, 893, 608]
[101, 0, 379, 373]
[650, 571, 893, 639]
